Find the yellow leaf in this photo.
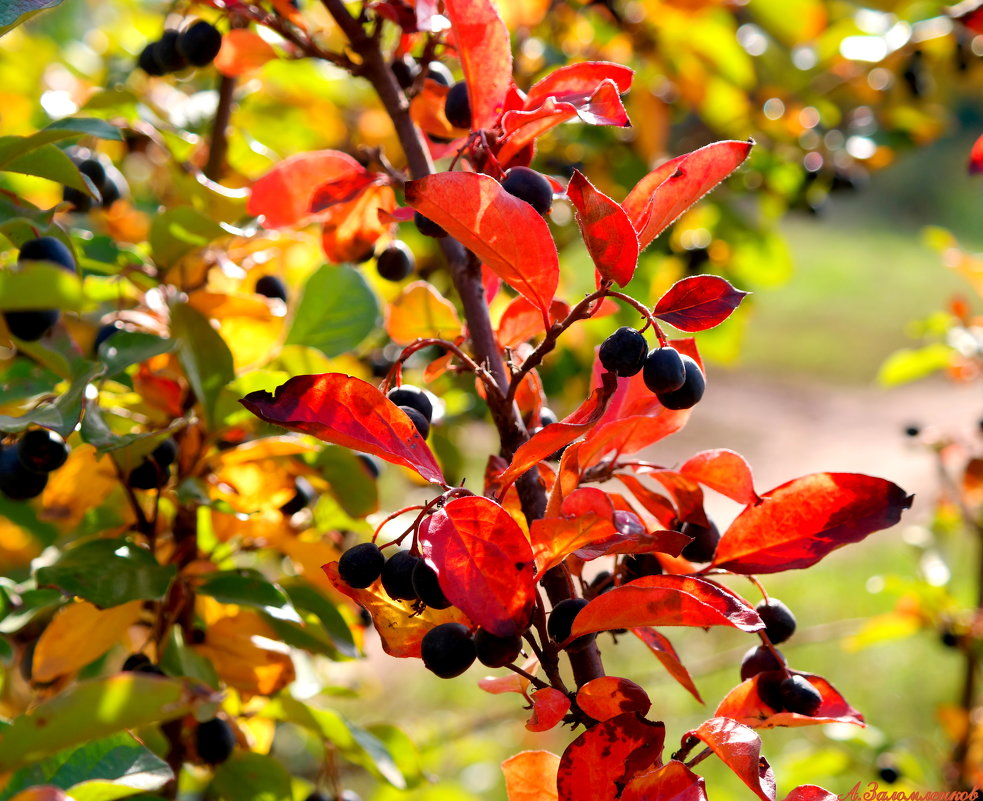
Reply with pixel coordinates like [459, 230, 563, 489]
[33, 600, 143, 683]
[40, 444, 125, 531]
[385, 281, 463, 345]
[214, 30, 277, 77]
[194, 611, 295, 697]
[0, 518, 40, 569]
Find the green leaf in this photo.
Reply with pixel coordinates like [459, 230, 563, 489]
[0, 732, 172, 801]
[149, 208, 225, 269]
[0, 674, 211, 771]
[316, 445, 378, 519]
[211, 752, 292, 801]
[877, 343, 954, 386]
[158, 628, 220, 689]
[285, 265, 378, 357]
[0, 120, 120, 168]
[0, 262, 84, 311]
[258, 614, 339, 659]
[262, 695, 405, 788]
[44, 118, 123, 141]
[99, 332, 175, 377]
[35, 538, 176, 609]
[0, 494, 60, 547]
[170, 303, 235, 428]
[197, 570, 291, 610]
[283, 581, 357, 658]
[0, 361, 104, 438]
[365, 724, 426, 790]
[0, 588, 62, 635]
[3, 144, 90, 191]
[0, 1, 66, 39]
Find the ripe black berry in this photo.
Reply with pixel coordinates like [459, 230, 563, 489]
[400, 406, 430, 439]
[121, 652, 165, 675]
[613, 510, 645, 537]
[3, 310, 61, 342]
[421, 622, 476, 678]
[548, 598, 594, 651]
[739, 644, 786, 680]
[414, 211, 447, 238]
[128, 458, 165, 490]
[63, 185, 93, 213]
[412, 560, 451, 609]
[18, 429, 69, 473]
[539, 407, 558, 426]
[444, 81, 471, 129]
[376, 241, 415, 282]
[195, 717, 236, 765]
[755, 598, 796, 644]
[756, 670, 786, 711]
[94, 323, 121, 352]
[357, 453, 381, 478]
[138, 43, 166, 76]
[642, 347, 686, 394]
[599, 327, 648, 377]
[501, 167, 553, 215]
[279, 475, 316, 515]
[877, 763, 901, 784]
[679, 520, 719, 563]
[19, 237, 75, 272]
[0, 446, 48, 500]
[255, 275, 288, 302]
[941, 627, 960, 648]
[151, 438, 179, 469]
[381, 550, 421, 601]
[474, 628, 522, 667]
[338, 542, 386, 589]
[391, 54, 420, 90]
[779, 675, 822, 716]
[178, 20, 223, 67]
[387, 385, 433, 420]
[903, 424, 921, 438]
[621, 554, 662, 582]
[155, 31, 188, 72]
[426, 61, 453, 86]
[656, 354, 705, 410]
[78, 158, 108, 192]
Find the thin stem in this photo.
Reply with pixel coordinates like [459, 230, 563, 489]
[204, 74, 237, 181]
[504, 662, 551, 691]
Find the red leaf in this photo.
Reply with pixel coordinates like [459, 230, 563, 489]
[531, 515, 617, 576]
[711, 473, 913, 574]
[502, 751, 561, 801]
[527, 687, 571, 732]
[420, 495, 536, 637]
[405, 172, 559, 319]
[579, 414, 693, 470]
[573, 529, 688, 561]
[683, 718, 776, 801]
[616, 475, 679, 530]
[621, 760, 708, 801]
[577, 677, 651, 722]
[637, 469, 708, 526]
[248, 150, 367, 228]
[309, 173, 378, 213]
[679, 449, 760, 505]
[443, 0, 512, 129]
[623, 140, 754, 251]
[715, 671, 864, 729]
[569, 575, 763, 638]
[631, 628, 703, 703]
[524, 61, 634, 109]
[653, 276, 748, 332]
[497, 297, 570, 349]
[970, 133, 983, 175]
[557, 713, 665, 801]
[567, 170, 639, 287]
[783, 787, 838, 801]
[320, 182, 396, 264]
[240, 373, 445, 484]
[479, 655, 540, 696]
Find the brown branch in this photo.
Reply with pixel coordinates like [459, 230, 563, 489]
[204, 74, 237, 181]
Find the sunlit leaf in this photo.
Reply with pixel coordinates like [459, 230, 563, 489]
[385, 281, 463, 344]
[502, 751, 560, 801]
[443, 0, 512, 129]
[523, 62, 634, 109]
[214, 29, 278, 77]
[149, 207, 225, 269]
[679, 449, 760, 505]
[0, 0, 66, 38]
[171, 302, 236, 428]
[212, 752, 291, 801]
[782, 786, 838, 801]
[877, 343, 953, 386]
[714, 671, 863, 729]
[683, 718, 776, 801]
[576, 677, 651, 722]
[631, 628, 703, 703]
[526, 687, 570, 732]
[320, 182, 395, 264]
[653, 275, 748, 332]
[567, 170, 638, 287]
[621, 760, 708, 801]
[285, 264, 379, 358]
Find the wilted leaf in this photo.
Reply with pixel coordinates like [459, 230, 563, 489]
[385, 281, 463, 344]
[679, 449, 759, 505]
[502, 751, 560, 801]
[621, 760, 708, 801]
[240, 373, 445, 484]
[711, 473, 913, 573]
[443, 0, 512, 129]
[567, 170, 638, 287]
[420, 495, 536, 637]
[631, 628, 703, 703]
[653, 276, 748, 332]
[576, 677, 651, 722]
[526, 687, 570, 732]
[683, 718, 776, 801]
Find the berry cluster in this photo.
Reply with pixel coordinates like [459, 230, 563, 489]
[0, 429, 70, 501]
[64, 151, 127, 213]
[138, 20, 222, 77]
[2, 236, 75, 342]
[128, 437, 178, 490]
[387, 384, 433, 439]
[599, 326, 706, 410]
[338, 543, 450, 609]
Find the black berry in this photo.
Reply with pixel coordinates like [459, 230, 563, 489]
[63, 186, 93, 213]
[18, 429, 69, 473]
[740, 644, 786, 680]
[412, 560, 451, 609]
[121, 652, 165, 675]
[178, 20, 223, 67]
[539, 407, 558, 426]
[613, 510, 645, 537]
[376, 241, 415, 281]
[128, 458, 166, 490]
[877, 763, 901, 784]
[621, 554, 662, 582]
[421, 622, 476, 678]
[94, 323, 121, 352]
[391, 54, 420, 90]
[414, 211, 447, 238]
[903, 424, 921, 438]
[387, 385, 433, 420]
[151, 438, 179, 469]
[138, 42, 166, 76]
[338, 542, 386, 589]
[756, 670, 786, 711]
[501, 167, 553, 215]
[426, 61, 453, 86]
[19, 237, 75, 272]
[642, 347, 686, 393]
[444, 81, 471, 129]
[474, 628, 522, 667]
[0, 446, 48, 500]
[195, 717, 236, 765]
[400, 406, 430, 439]
[941, 627, 960, 648]
[279, 475, 316, 515]
[3, 310, 61, 342]
[779, 675, 822, 716]
[155, 31, 188, 72]
[656, 354, 705, 410]
[755, 598, 796, 644]
[599, 327, 648, 377]
[680, 520, 719, 563]
[381, 550, 420, 601]
[255, 275, 288, 302]
[548, 598, 594, 651]
[357, 453, 381, 478]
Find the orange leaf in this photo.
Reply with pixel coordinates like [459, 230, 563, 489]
[480, 655, 541, 695]
[320, 182, 396, 264]
[194, 611, 295, 696]
[567, 169, 638, 287]
[621, 760, 708, 801]
[715, 671, 864, 729]
[679, 449, 760, 505]
[631, 627, 703, 703]
[215, 29, 277, 77]
[531, 515, 617, 576]
[970, 133, 983, 175]
[682, 717, 776, 801]
[577, 676, 651, 722]
[385, 281, 463, 344]
[527, 687, 571, 732]
[444, 0, 512, 128]
[503, 750, 560, 801]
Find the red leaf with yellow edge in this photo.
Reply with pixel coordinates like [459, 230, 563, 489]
[524, 61, 634, 109]
[497, 296, 569, 349]
[405, 172, 558, 319]
[480, 655, 541, 696]
[577, 677, 651, 722]
[567, 170, 638, 287]
[623, 140, 754, 251]
[527, 687, 571, 732]
[715, 671, 864, 729]
[248, 150, 367, 229]
[711, 473, 913, 574]
[385, 281, 463, 345]
[680, 449, 760, 505]
[621, 760, 708, 801]
[531, 515, 617, 576]
[194, 611, 295, 696]
[240, 373, 445, 485]
[557, 713, 665, 801]
[682, 717, 776, 801]
[323, 562, 469, 658]
[631, 627, 703, 703]
[503, 751, 560, 801]
[653, 275, 748, 332]
[970, 133, 983, 174]
[214, 29, 277, 77]
[321, 182, 395, 264]
[783, 787, 838, 801]
[420, 495, 536, 637]
[443, 0, 512, 129]
[569, 575, 763, 639]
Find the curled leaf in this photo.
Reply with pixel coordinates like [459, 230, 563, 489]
[682, 718, 776, 801]
[527, 687, 571, 732]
